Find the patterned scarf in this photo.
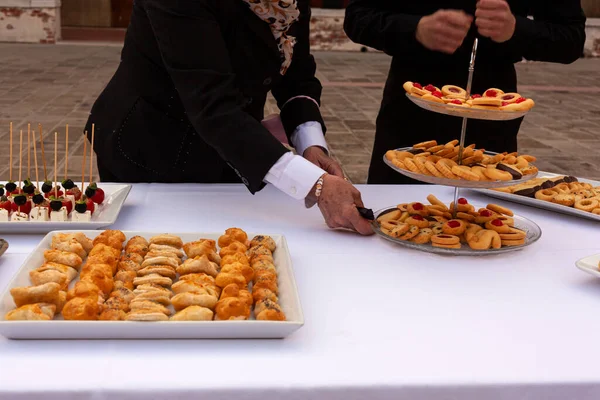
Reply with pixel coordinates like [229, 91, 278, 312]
[242, 0, 300, 75]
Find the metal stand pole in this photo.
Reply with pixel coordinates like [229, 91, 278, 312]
[452, 39, 479, 216]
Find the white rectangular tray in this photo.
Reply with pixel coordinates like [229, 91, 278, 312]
[0, 231, 304, 339]
[475, 172, 600, 223]
[0, 184, 132, 234]
[575, 254, 600, 278]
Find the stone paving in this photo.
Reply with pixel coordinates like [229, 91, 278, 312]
[1, 43, 600, 185]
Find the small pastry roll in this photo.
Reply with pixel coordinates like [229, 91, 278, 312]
[43, 250, 83, 269]
[170, 306, 213, 321]
[29, 269, 69, 290]
[51, 238, 86, 259]
[129, 299, 171, 316]
[171, 291, 219, 311]
[219, 242, 248, 258]
[98, 308, 127, 321]
[183, 240, 220, 261]
[114, 270, 137, 290]
[133, 284, 173, 298]
[4, 303, 56, 321]
[177, 255, 220, 277]
[89, 243, 121, 259]
[149, 244, 185, 258]
[67, 281, 102, 302]
[252, 288, 278, 304]
[149, 234, 184, 249]
[256, 308, 286, 321]
[133, 273, 173, 288]
[249, 235, 276, 252]
[110, 286, 136, 304]
[220, 262, 254, 283]
[178, 274, 221, 297]
[117, 260, 143, 273]
[221, 253, 250, 267]
[215, 297, 250, 320]
[80, 274, 114, 298]
[35, 262, 78, 282]
[171, 281, 219, 298]
[125, 236, 149, 256]
[10, 282, 61, 308]
[224, 228, 248, 244]
[215, 271, 247, 289]
[132, 291, 172, 305]
[145, 250, 182, 262]
[62, 297, 100, 320]
[252, 276, 278, 294]
[55, 291, 67, 313]
[125, 311, 169, 321]
[137, 265, 177, 280]
[141, 256, 179, 269]
[52, 233, 93, 255]
[120, 252, 144, 266]
[253, 269, 277, 283]
[93, 230, 126, 251]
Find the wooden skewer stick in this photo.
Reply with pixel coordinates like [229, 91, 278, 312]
[27, 123, 31, 179]
[39, 124, 47, 181]
[54, 132, 58, 199]
[64, 124, 69, 181]
[32, 130, 40, 189]
[9, 122, 13, 182]
[89, 124, 95, 185]
[19, 131, 23, 189]
[81, 132, 88, 193]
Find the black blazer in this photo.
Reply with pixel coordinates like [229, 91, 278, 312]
[85, 0, 325, 193]
[344, 0, 586, 67]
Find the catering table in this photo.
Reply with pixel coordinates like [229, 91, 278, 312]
[1, 184, 600, 400]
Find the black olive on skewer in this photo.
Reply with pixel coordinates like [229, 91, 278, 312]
[23, 179, 35, 194]
[32, 193, 45, 205]
[41, 180, 53, 193]
[75, 201, 87, 214]
[14, 194, 27, 206]
[50, 199, 63, 211]
[5, 182, 16, 192]
[62, 179, 75, 190]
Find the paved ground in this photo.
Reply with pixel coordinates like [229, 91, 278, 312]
[1, 43, 599, 185]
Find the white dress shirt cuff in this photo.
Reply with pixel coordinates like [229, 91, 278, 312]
[291, 121, 329, 156]
[264, 152, 325, 200]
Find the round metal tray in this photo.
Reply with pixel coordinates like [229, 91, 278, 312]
[372, 206, 542, 256]
[384, 147, 538, 189]
[407, 93, 530, 121]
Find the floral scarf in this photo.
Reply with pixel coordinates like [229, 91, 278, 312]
[242, 0, 300, 75]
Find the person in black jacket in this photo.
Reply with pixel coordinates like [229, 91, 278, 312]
[344, 0, 586, 184]
[86, 0, 372, 234]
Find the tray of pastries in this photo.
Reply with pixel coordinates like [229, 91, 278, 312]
[404, 83, 535, 121]
[0, 229, 303, 339]
[477, 172, 600, 222]
[372, 195, 541, 256]
[384, 140, 538, 188]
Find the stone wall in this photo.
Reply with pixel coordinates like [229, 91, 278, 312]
[0, 0, 61, 43]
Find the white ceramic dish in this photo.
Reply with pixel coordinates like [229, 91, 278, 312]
[575, 253, 600, 278]
[384, 147, 538, 188]
[0, 184, 131, 234]
[406, 93, 530, 121]
[372, 206, 542, 256]
[0, 230, 304, 339]
[476, 172, 600, 223]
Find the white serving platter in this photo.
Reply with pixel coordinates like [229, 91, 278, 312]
[0, 184, 131, 234]
[0, 231, 304, 339]
[575, 253, 600, 278]
[475, 172, 600, 223]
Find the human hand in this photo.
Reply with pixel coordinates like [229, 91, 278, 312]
[416, 10, 473, 54]
[475, 0, 516, 43]
[316, 175, 373, 235]
[303, 146, 345, 178]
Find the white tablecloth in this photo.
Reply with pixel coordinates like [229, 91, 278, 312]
[1, 184, 600, 400]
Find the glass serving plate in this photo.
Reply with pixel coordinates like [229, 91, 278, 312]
[406, 93, 530, 121]
[384, 147, 538, 189]
[372, 206, 542, 256]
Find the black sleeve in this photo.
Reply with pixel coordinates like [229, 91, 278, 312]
[271, 0, 326, 140]
[344, 0, 422, 56]
[505, 0, 586, 64]
[143, 0, 287, 194]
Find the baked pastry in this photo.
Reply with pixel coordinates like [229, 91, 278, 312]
[215, 297, 250, 320]
[10, 282, 62, 308]
[4, 303, 56, 321]
[171, 291, 218, 311]
[249, 235, 276, 252]
[183, 239, 220, 264]
[62, 297, 100, 320]
[170, 306, 214, 321]
[43, 250, 83, 269]
[177, 255, 220, 277]
[93, 230, 126, 251]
